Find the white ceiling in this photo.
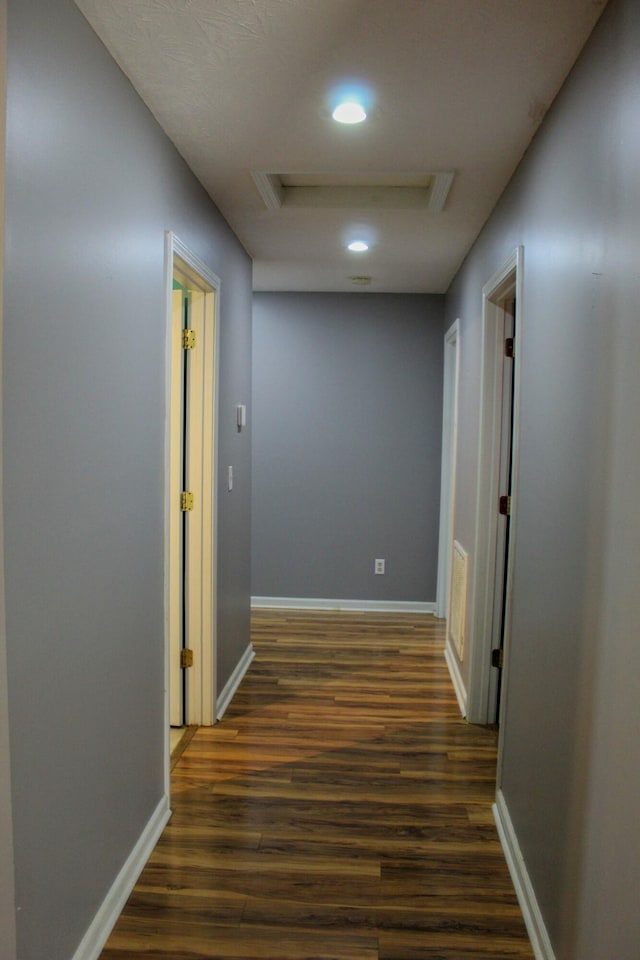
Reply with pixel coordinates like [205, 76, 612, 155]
[74, 0, 607, 293]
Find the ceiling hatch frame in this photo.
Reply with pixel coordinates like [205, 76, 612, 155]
[252, 170, 455, 212]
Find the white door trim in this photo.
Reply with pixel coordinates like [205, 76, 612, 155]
[436, 320, 460, 620]
[164, 233, 220, 794]
[466, 247, 523, 733]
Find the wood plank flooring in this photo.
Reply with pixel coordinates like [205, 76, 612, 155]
[99, 610, 534, 960]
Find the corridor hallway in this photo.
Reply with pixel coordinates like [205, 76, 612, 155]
[99, 610, 534, 959]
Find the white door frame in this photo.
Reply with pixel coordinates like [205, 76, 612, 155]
[436, 320, 460, 620]
[466, 247, 523, 736]
[164, 233, 220, 792]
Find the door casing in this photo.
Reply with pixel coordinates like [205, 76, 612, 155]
[466, 247, 523, 757]
[164, 233, 220, 793]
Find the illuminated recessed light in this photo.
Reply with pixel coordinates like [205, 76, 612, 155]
[348, 240, 369, 252]
[332, 101, 367, 124]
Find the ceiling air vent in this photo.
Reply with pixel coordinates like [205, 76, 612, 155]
[252, 171, 454, 212]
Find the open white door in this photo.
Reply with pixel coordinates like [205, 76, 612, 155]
[466, 247, 523, 739]
[436, 320, 460, 621]
[165, 235, 220, 773]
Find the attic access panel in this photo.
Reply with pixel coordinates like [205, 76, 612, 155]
[252, 170, 454, 211]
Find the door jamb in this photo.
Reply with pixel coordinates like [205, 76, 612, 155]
[163, 233, 220, 796]
[466, 247, 523, 741]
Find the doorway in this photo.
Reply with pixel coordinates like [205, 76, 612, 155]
[165, 234, 220, 786]
[466, 248, 522, 734]
[436, 319, 460, 622]
[487, 296, 516, 723]
[438, 321, 468, 714]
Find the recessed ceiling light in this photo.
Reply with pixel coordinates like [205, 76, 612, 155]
[332, 101, 367, 124]
[347, 240, 369, 252]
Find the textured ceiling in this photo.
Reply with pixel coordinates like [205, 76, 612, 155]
[74, 0, 607, 293]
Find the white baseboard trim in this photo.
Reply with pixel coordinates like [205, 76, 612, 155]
[444, 639, 467, 717]
[216, 642, 255, 720]
[71, 795, 171, 960]
[251, 596, 436, 614]
[493, 789, 556, 960]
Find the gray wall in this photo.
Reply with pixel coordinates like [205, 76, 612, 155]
[445, 0, 640, 955]
[252, 293, 443, 603]
[3, 1, 252, 958]
[0, 0, 16, 960]
[0, 3, 16, 955]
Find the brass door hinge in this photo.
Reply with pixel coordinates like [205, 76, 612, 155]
[505, 337, 514, 358]
[181, 491, 194, 511]
[180, 648, 194, 669]
[491, 648, 504, 669]
[182, 328, 196, 350]
[499, 495, 511, 516]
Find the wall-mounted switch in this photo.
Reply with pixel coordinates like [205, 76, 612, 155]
[228, 466, 233, 491]
[375, 559, 385, 575]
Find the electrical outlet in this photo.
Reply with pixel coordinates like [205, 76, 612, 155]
[375, 559, 385, 575]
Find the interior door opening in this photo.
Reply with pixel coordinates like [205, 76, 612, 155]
[165, 234, 220, 786]
[170, 277, 191, 728]
[488, 297, 516, 724]
[436, 320, 460, 622]
[466, 247, 522, 734]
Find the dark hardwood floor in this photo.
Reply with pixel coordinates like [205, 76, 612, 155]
[99, 610, 534, 959]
